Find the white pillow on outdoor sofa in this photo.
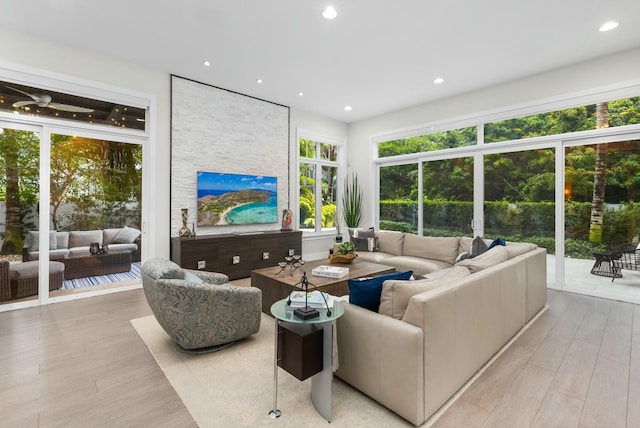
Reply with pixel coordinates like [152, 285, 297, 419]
[114, 226, 141, 244]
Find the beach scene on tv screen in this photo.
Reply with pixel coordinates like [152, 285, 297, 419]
[197, 171, 278, 226]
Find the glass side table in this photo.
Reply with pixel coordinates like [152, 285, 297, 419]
[269, 298, 344, 422]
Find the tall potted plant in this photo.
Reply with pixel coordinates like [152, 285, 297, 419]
[342, 172, 363, 229]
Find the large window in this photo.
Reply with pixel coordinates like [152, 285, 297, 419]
[374, 90, 640, 302]
[298, 136, 343, 234]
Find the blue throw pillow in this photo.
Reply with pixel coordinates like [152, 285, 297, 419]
[348, 271, 413, 312]
[489, 237, 506, 249]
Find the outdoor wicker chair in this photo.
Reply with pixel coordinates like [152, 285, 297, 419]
[0, 261, 10, 302]
[611, 243, 640, 282]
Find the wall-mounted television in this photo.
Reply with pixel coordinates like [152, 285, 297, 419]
[197, 171, 278, 227]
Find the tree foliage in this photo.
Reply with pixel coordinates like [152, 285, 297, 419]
[1, 131, 141, 255]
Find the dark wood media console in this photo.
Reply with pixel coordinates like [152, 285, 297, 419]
[170, 230, 302, 280]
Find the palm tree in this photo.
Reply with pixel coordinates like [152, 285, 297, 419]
[588, 102, 609, 244]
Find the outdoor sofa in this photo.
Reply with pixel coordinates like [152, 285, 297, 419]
[22, 226, 141, 262]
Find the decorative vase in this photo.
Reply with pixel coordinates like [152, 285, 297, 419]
[178, 208, 191, 237]
[281, 208, 293, 231]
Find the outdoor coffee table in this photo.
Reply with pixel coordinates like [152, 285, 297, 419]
[61, 252, 132, 280]
[251, 258, 395, 313]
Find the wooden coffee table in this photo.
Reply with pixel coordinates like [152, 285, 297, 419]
[251, 258, 395, 313]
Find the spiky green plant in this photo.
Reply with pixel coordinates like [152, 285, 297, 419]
[342, 172, 363, 228]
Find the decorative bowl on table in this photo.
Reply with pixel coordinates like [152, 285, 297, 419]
[328, 252, 358, 264]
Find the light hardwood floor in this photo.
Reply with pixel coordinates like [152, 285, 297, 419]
[1, 288, 638, 427]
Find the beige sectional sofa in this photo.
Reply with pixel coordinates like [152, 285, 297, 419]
[23, 227, 141, 262]
[335, 231, 547, 426]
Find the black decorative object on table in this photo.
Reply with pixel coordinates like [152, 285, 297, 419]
[275, 255, 304, 276]
[286, 272, 332, 320]
[90, 242, 109, 255]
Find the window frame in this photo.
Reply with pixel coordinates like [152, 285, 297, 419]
[295, 130, 345, 237]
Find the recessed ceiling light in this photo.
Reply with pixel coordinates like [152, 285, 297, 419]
[298, 92, 304, 97]
[322, 6, 338, 20]
[599, 21, 619, 32]
[203, 60, 211, 67]
[433, 77, 444, 84]
[256, 79, 263, 84]
[344, 105, 352, 111]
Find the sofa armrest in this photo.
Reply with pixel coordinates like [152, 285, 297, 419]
[335, 301, 424, 426]
[185, 269, 229, 285]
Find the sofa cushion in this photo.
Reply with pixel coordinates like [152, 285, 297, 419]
[69, 230, 103, 248]
[348, 270, 413, 312]
[377, 230, 405, 256]
[457, 245, 509, 273]
[102, 228, 122, 245]
[356, 251, 394, 265]
[106, 243, 138, 254]
[379, 266, 471, 319]
[114, 226, 141, 244]
[402, 235, 460, 265]
[28, 249, 69, 261]
[506, 242, 537, 258]
[383, 256, 452, 276]
[458, 236, 473, 254]
[56, 232, 70, 250]
[28, 231, 57, 252]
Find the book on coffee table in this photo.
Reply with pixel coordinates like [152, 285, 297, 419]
[311, 265, 349, 279]
[288, 291, 334, 308]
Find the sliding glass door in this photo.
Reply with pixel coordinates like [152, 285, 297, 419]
[564, 139, 640, 300]
[0, 123, 41, 307]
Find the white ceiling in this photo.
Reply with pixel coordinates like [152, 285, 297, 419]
[2, 0, 639, 123]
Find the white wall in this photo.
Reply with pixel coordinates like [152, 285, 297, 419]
[348, 47, 640, 226]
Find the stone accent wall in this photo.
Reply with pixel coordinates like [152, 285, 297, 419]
[170, 76, 289, 237]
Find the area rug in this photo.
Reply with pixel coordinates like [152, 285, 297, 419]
[62, 262, 141, 289]
[131, 313, 415, 428]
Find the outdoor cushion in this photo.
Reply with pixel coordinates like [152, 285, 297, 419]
[28, 231, 57, 252]
[102, 228, 122, 245]
[69, 230, 103, 248]
[114, 226, 141, 244]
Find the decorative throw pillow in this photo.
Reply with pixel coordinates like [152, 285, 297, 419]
[471, 235, 489, 257]
[488, 237, 506, 249]
[348, 270, 413, 312]
[349, 227, 376, 251]
[183, 271, 204, 283]
[114, 226, 141, 244]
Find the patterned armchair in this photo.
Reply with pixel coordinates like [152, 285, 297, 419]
[141, 258, 262, 353]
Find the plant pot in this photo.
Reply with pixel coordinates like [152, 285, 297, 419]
[328, 252, 357, 264]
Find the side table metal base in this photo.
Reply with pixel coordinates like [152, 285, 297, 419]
[268, 410, 281, 419]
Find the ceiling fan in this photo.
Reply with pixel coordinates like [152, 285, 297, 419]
[6, 85, 95, 113]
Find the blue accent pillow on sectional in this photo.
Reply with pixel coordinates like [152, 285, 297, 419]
[348, 270, 413, 312]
